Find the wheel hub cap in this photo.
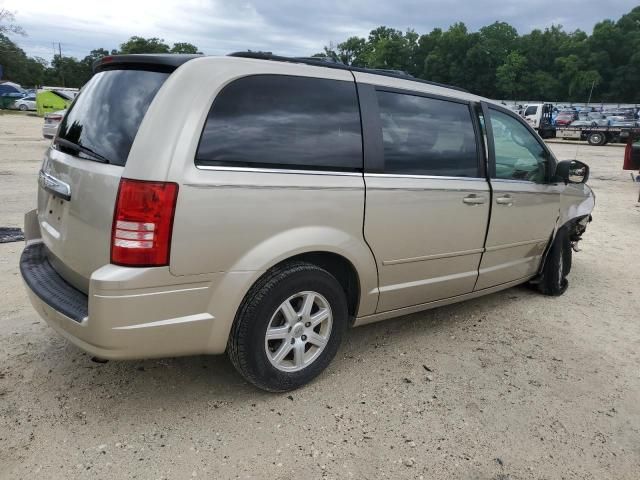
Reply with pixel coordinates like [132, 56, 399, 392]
[264, 291, 333, 372]
[292, 323, 304, 338]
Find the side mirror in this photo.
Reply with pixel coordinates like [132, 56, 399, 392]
[555, 160, 590, 184]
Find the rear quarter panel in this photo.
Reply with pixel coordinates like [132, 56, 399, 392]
[170, 170, 378, 314]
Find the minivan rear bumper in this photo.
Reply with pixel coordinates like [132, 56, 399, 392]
[20, 211, 240, 360]
[20, 242, 88, 322]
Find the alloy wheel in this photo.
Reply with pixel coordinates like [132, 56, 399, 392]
[264, 291, 333, 372]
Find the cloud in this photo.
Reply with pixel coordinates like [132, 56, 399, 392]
[4, 0, 638, 61]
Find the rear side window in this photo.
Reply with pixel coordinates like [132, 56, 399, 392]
[376, 90, 478, 177]
[196, 75, 362, 171]
[524, 106, 538, 116]
[56, 69, 169, 166]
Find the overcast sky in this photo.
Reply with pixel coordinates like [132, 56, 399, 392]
[4, 0, 638, 61]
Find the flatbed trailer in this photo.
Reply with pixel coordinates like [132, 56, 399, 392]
[555, 126, 640, 146]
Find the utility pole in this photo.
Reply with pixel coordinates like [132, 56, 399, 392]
[587, 79, 595, 107]
[58, 42, 65, 87]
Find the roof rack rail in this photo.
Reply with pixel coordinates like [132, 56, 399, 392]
[227, 51, 469, 93]
[293, 55, 343, 64]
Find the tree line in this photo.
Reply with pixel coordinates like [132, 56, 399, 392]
[1, 6, 639, 102]
[0, 29, 200, 89]
[315, 6, 640, 103]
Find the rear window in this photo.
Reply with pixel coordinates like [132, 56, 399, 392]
[56, 69, 169, 166]
[195, 75, 362, 172]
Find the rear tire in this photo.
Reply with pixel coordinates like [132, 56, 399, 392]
[228, 261, 348, 392]
[538, 227, 571, 296]
[587, 132, 606, 146]
[19, 104, 27, 111]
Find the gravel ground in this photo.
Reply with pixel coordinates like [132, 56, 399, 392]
[1, 113, 639, 479]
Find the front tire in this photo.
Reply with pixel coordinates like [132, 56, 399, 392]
[538, 227, 572, 296]
[228, 261, 348, 392]
[19, 104, 27, 111]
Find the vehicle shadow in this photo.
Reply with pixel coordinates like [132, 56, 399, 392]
[33, 283, 537, 413]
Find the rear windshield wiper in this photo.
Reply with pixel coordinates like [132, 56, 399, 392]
[54, 137, 111, 164]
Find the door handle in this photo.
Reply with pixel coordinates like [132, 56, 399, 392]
[462, 194, 486, 205]
[496, 194, 514, 206]
[39, 170, 71, 201]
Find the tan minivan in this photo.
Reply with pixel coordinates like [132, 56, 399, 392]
[20, 53, 595, 391]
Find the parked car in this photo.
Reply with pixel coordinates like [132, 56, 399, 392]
[578, 111, 606, 121]
[616, 108, 636, 119]
[0, 81, 26, 109]
[570, 119, 609, 128]
[555, 110, 578, 126]
[605, 110, 635, 120]
[1, 91, 25, 99]
[13, 95, 37, 111]
[20, 53, 595, 392]
[0, 81, 25, 96]
[609, 120, 639, 128]
[42, 110, 66, 139]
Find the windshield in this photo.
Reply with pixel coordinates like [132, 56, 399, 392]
[56, 69, 169, 166]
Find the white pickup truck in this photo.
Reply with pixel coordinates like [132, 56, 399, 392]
[522, 103, 556, 138]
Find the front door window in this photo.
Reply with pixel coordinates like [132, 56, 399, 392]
[489, 109, 549, 183]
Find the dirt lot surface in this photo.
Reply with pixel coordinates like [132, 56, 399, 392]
[1, 113, 639, 479]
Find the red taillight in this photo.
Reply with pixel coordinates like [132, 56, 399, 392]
[111, 178, 179, 267]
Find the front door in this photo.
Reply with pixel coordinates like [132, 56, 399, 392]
[362, 86, 490, 312]
[476, 104, 562, 290]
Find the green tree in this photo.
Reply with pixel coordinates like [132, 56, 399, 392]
[465, 22, 519, 96]
[555, 54, 601, 100]
[523, 71, 561, 100]
[362, 27, 417, 72]
[119, 36, 170, 54]
[84, 48, 110, 63]
[496, 52, 528, 98]
[0, 34, 46, 86]
[601, 6, 640, 101]
[4, 6, 640, 101]
[332, 37, 368, 66]
[319, 7, 640, 101]
[170, 42, 200, 54]
[423, 23, 475, 88]
[45, 54, 92, 88]
[1, 26, 204, 89]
